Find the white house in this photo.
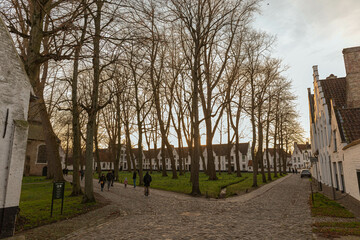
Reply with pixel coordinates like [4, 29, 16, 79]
[263, 148, 291, 172]
[290, 142, 312, 170]
[308, 46, 360, 201]
[0, 17, 32, 238]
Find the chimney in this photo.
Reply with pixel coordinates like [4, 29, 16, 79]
[343, 46, 360, 108]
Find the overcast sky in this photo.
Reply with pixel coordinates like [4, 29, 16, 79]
[252, 0, 360, 141]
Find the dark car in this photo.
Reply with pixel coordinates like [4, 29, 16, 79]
[300, 169, 311, 178]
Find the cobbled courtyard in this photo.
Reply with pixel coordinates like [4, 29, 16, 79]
[20, 174, 313, 240]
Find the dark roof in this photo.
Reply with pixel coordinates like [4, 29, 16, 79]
[308, 88, 315, 124]
[144, 149, 160, 159]
[319, 77, 346, 113]
[175, 147, 190, 158]
[98, 149, 112, 162]
[265, 148, 287, 157]
[337, 108, 360, 143]
[212, 144, 232, 156]
[296, 143, 311, 152]
[66, 154, 85, 166]
[319, 76, 360, 144]
[237, 143, 249, 155]
[131, 148, 143, 158]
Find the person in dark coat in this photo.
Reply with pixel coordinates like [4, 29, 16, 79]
[106, 171, 113, 191]
[80, 169, 84, 181]
[143, 172, 152, 196]
[99, 174, 106, 192]
[133, 171, 137, 188]
[111, 170, 115, 186]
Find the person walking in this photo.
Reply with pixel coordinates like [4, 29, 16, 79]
[80, 169, 84, 181]
[111, 170, 115, 186]
[106, 171, 113, 191]
[124, 177, 128, 188]
[133, 171, 137, 188]
[143, 171, 152, 196]
[99, 173, 106, 192]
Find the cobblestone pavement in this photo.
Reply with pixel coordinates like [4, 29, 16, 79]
[55, 174, 313, 240]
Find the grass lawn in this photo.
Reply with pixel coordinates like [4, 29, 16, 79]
[226, 173, 284, 197]
[17, 176, 98, 232]
[311, 192, 358, 238]
[101, 171, 285, 198]
[310, 192, 355, 218]
[313, 222, 360, 238]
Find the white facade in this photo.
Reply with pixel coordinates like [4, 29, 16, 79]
[309, 46, 360, 202]
[290, 143, 312, 170]
[0, 17, 32, 238]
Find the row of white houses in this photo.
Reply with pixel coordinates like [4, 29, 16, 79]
[87, 143, 254, 172]
[63, 142, 296, 174]
[308, 46, 360, 202]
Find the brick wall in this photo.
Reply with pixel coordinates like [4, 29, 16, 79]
[343, 46, 360, 108]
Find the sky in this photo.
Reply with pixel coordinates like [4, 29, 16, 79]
[252, 0, 360, 140]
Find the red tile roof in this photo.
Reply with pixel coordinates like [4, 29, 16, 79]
[319, 77, 346, 113]
[296, 143, 311, 152]
[319, 75, 360, 143]
[337, 108, 360, 143]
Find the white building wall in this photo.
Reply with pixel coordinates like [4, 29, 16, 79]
[343, 144, 360, 201]
[0, 16, 32, 238]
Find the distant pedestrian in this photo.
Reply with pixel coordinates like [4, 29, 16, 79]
[106, 171, 113, 191]
[111, 170, 115, 186]
[143, 171, 152, 196]
[124, 177, 128, 188]
[99, 174, 106, 192]
[80, 169, 84, 181]
[292, 168, 295, 174]
[133, 171, 137, 188]
[295, 168, 298, 174]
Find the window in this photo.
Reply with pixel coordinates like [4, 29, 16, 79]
[298, 157, 300, 163]
[334, 130, 337, 152]
[242, 155, 245, 162]
[37, 145, 47, 163]
[242, 164, 245, 169]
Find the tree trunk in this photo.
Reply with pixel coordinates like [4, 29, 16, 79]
[83, 0, 103, 203]
[205, 118, 217, 180]
[161, 140, 167, 177]
[70, 11, 86, 195]
[265, 100, 272, 182]
[94, 119, 101, 176]
[235, 135, 242, 177]
[257, 117, 266, 183]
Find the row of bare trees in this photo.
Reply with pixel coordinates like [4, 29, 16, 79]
[1, 0, 304, 201]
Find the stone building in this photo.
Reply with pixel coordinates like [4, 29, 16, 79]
[0, 17, 32, 238]
[308, 46, 360, 202]
[23, 101, 66, 176]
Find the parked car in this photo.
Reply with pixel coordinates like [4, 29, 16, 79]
[300, 169, 311, 178]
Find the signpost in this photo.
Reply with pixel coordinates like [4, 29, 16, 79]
[51, 182, 65, 217]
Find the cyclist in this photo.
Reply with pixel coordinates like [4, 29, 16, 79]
[143, 171, 152, 196]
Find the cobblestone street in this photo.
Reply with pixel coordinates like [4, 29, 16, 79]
[20, 174, 313, 240]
